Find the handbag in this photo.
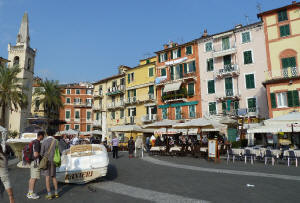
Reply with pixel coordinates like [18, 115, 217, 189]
[39, 139, 56, 170]
[53, 141, 61, 167]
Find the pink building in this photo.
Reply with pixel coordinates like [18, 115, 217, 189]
[197, 22, 269, 141]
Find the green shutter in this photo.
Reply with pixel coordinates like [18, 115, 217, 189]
[248, 98, 256, 109]
[244, 51, 252, 64]
[133, 89, 136, 96]
[246, 74, 255, 89]
[282, 58, 289, 68]
[234, 101, 239, 109]
[223, 55, 231, 65]
[179, 64, 183, 78]
[128, 74, 130, 83]
[293, 90, 300, 107]
[290, 57, 296, 67]
[171, 50, 173, 59]
[158, 55, 161, 63]
[287, 91, 293, 107]
[184, 63, 187, 74]
[188, 83, 194, 96]
[280, 25, 290, 37]
[278, 10, 288, 22]
[208, 80, 215, 94]
[178, 48, 181, 57]
[164, 52, 168, 60]
[270, 93, 277, 108]
[149, 68, 153, 77]
[192, 61, 196, 72]
[222, 101, 226, 110]
[161, 68, 166, 76]
[209, 102, 216, 114]
[207, 58, 213, 71]
[225, 77, 233, 90]
[170, 66, 174, 80]
[149, 85, 154, 94]
[127, 90, 130, 98]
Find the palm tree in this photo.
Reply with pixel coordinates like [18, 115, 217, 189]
[33, 79, 63, 132]
[0, 64, 28, 127]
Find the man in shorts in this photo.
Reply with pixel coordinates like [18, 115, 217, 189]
[27, 131, 45, 199]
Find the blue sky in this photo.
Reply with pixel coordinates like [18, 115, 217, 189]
[0, 0, 293, 83]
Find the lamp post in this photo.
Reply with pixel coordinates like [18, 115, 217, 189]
[291, 122, 299, 146]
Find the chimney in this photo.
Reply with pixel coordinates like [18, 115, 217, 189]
[163, 44, 169, 49]
[169, 41, 174, 47]
[202, 29, 208, 37]
[235, 24, 242, 29]
[292, 1, 296, 4]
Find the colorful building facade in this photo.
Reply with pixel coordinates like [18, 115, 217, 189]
[59, 83, 93, 132]
[258, 2, 300, 118]
[155, 41, 201, 121]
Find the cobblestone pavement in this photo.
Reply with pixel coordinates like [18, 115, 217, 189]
[2, 152, 300, 203]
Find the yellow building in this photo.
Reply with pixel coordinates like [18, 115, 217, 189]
[258, 2, 300, 118]
[125, 56, 157, 138]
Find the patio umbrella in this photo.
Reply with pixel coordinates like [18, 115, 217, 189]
[219, 116, 236, 125]
[80, 131, 91, 136]
[91, 130, 102, 135]
[59, 129, 79, 136]
[173, 118, 214, 136]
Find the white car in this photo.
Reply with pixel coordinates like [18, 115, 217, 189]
[56, 144, 109, 184]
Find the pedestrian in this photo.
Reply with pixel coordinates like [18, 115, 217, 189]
[112, 136, 119, 159]
[145, 136, 150, 152]
[40, 133, 61, 200]
[135, 136, 143, 158]
[0, 145, 14, 203]
[70, 134, 79, 146]
[127, 137, 135, 158]
[27, 131, 45, 199]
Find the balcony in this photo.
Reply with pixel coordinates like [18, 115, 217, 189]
[212, 45, 237, 58]
[125, 116, 135, 124]
[156, 72, 197, 86]
[214, 64, 239, 79]
[106, 100, 125, 109]
[141, 114, 157, 123]
[265, 67, 300, 81]
[126, 96, 138, 105]
[92, 105, 102, 111]
[137, 94, 155, 103]
[106, 85, 125, 96]
[161, 93, 187, 103]
[216, 89, 240, 101]
[73, 102, 92, 107]
[232, 107, 259, 117]
[92, 120, 102, 127]
[93, 91, 103, 98]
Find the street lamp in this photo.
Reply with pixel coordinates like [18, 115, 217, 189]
[291, 122, 299, 146]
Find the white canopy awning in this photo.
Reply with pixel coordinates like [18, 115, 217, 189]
[247, 125, 300, 133]
[110, 125, 143, 133]
[163, 82, 182, 93]
[59, 129, 79, 135]
[143, 120, 178, 129]
[173, 118, 213, 129]
[264, 111, 300, 126]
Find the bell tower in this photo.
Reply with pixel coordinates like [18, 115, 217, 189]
[7, 13, 37, 133]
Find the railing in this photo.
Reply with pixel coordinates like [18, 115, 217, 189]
[214, 64, 239, 78]
[125, 116, 135, 124]
[73, 102, 92, 107]
[212, 44, 237, 58]
[126, 96, 137, 104]
[93, 91, 103, 97]
[265, 67, 299, 81]
[232, 107, 259, 117]
[141, 114, 157, 123]
[216, 89, 240, 101]
[106, 100, 125, 109]
[106, 85, 125, 95]
[92, 120, 102, 127]
[92, 105, 102, 111]
[156, 71, 196, 85]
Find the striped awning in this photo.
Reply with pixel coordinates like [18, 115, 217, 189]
[163, 82, 182, 93]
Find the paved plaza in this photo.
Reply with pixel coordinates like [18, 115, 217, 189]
[2, 152, 300, 203]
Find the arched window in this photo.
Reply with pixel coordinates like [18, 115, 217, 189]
[279, 49, 297, 69]
[13, 56, 19, 66]
[35, 99, 40, 111]
[27, 58, 31, 70]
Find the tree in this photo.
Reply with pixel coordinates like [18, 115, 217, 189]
[33, 79, 63, 132]
[0, 64, 28, 127]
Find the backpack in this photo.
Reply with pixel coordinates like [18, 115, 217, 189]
[22, 141, 34, 164]
[53, 141, 61, 167]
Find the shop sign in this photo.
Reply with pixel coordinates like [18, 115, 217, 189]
[65, 171, 93, 180]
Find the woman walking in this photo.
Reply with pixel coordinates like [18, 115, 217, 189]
[128, 137, 135, 158]
[0, 145, 15, 203]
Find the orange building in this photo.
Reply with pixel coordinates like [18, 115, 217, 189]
[59, 83, 93, 132]
[155, 41, 201, 120]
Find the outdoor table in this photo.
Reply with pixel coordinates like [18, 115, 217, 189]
[169, 146, 181, 152]
[283, 150, 300, 157]
[200, 147, 208, 152]
[231, 148, 244, 156]
[150, 146, 161, 152]
[245, 148, 262, 157]
[270, 149, 282, 158]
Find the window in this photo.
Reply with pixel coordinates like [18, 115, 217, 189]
[74, 98, 81, 104]
[184, 61, 196, 73]
[287, 90, 300, 107]
[86, 89, 92, 95]
[243, 51, 253, 64]
[86, 124, 91, 131]
[161, 68, 166, 76]
[159, 53, 167, 62]
[66, 98, 71, 104]
[149, 85, 154, 95]
[172, 48, 181, 59]
[282, 57, 296, 68]
[207, 58, 214, 71]
[189, 105, 196, 118]
[87, 111, 91, 120]
[74, 124, 80, 130]
[128, 108, 136, 117]
[128, 73, 134, 83]
[247, 98, 257, 112]
[162, 108, 168, 119]
[146, 59, 150, 64]
[205, 42, 212, 52]
[242, 32, 251, 43]
[171, 64, 183, 80]
[188, 83, 194, 96]
[111, 111, 115, 119]
[120, 78, 125, 85]
[186, 46, 193, 55]
[75, 89, 80, 94]
[13, 56, 19, 65]
[207, 80, 215, 94]
[149, 67, 154, 77]
[96, 112, 100, 120]
[245, 74, 255, 89]
[276, 92, 287, 108]
[209, 102, 217, 115]
[86, 98, 92, 106]
[35, 99, 40, 110]
[120, 110, 124, 118]
[280, 25, 290, 37]
[222, 37, 230, 50]
[175, 106, 181, 120]
[75, 110, 80, 119]
[223, 55, 231, 66]
[65, 110, 71, 120]
[65, 124, 70, 131]
[27, 58, 31, 70]
[66, 89, 71, 94]
[278, 10, 288, 22]
[112, 80, 117, 87]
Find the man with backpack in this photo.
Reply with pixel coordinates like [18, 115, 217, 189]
[26, 131, 45, 199]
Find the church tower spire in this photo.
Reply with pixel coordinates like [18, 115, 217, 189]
[17, 12, 30, 46]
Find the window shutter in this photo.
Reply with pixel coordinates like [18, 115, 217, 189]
[280, 26, 285, 37]
[290, 57, 296, 67]
[192, 61, 196, 72]
[179, 64, 183, 78]
[164, 52, 168, 61]
[133, 89, 136, 96]
[170, 66, 174, 80]
[184, 63, 187, 74]
[178, 48, 181, 57]
[245, 75, 250, 89]
[287, 91, 293, 107]
[158, 55, 161, 63]
[270, 93, 277, 108]
[149, 85, 154, 94]
[222, 102, 226, 110]
[282, 58, 289, 68]
[293, 90, 299, 107]
[208, 80, 215, 94]
[171, 51, 173, 59]
[128, 74, 130, 83]
[127, 90, 130, 98]
[234, 101, 239, 109]
[161, 68, 166, 76]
